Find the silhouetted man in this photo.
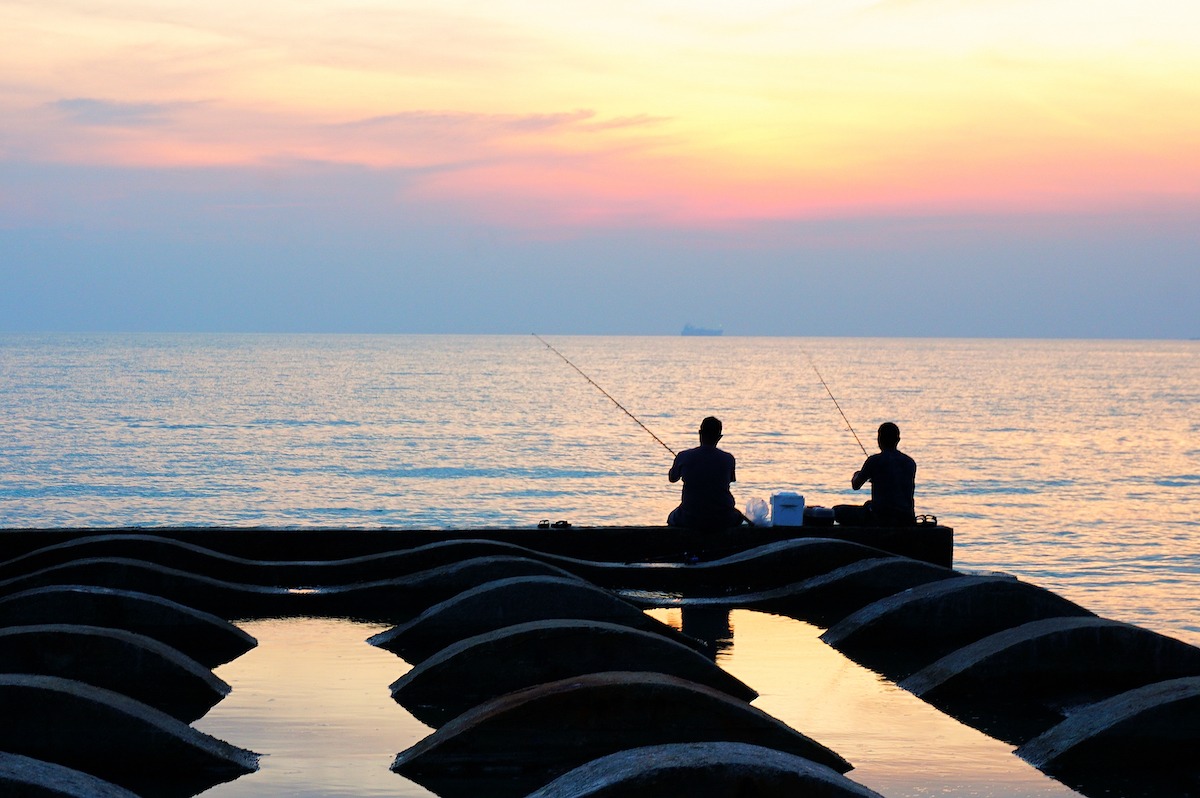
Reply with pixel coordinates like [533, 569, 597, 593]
[835, 422, 917, 527]
[667, 416, 744, 530]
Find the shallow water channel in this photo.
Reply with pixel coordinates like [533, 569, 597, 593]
[192, 612, 1081, 798]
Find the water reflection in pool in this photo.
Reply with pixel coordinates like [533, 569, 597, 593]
[660, 609, 1081, 798]
[194, 613, 1081, 798]
[193, 617, 435, 798]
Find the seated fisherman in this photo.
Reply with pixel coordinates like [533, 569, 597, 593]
[835, 422, 917, 527]
[667, 416, 745, 530]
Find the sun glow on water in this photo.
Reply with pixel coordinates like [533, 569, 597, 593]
[2, 334, 1195, 644]
[2, 333, 1197, 797]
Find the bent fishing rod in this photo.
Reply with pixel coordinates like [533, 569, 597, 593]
[534, 333, 759, 526]
[805, 352, 869, 458]
[533, 333, 677, 457]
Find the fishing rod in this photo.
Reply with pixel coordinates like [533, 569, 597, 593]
[532, 333, 677, 457]
[534, 333, 756, 527]
[805, 352, 869, 458]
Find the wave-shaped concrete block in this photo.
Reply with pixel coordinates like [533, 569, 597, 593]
[369, 575, 702, 664]
[821, 574, 1094, 679]
[0, 533, 582, 587]
[392, 619, 757, 726]
[1016, 676, 1200, 794]
[0, 532, 918, 599]
[0, 585, 256, 667]
[901, 617, 1200, 745]
[392, 671, 850, 798]
[0, 535, 260, 584]
[0, 558, 291, 619]
[523, 742, 884, 798]
[0, 554, 574, 622]
[603, 538, 896, 597]
[0, 751, 142, 798]
[0, 674, 258, 798]
[0, 624, 230, 722]
[309, 555, 586, 622]
[758, 557, 963, 628]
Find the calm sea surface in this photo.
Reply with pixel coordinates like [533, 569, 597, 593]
[1, 333, 1197, 797]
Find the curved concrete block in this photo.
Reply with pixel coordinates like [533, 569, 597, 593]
[0, 533, 585, 587]
[0, 674, 257, 798]
[759, 557, 963, 628]
[391, 619, 757, 726]
[0, 751, 141, 798]
[309, 556, 586, 622]
[392, 671, 850, 798]
[821, 575, 1094, 679]
[0, 558, 291, 620]
[0, 555, 568, 623]
[0, 553, 588, 623]
[901, 617, 1200, 744]
[0, 585, 256, 667]
[0, 624, 230, 722]
[318, 538, 586, 583]
[524, 742, 884, 798]
[0, 554, 588, 624]
[604, 538, 895, 596]
[0, 534, 261, 585]
[369, 575, 702, 664]
[1016, 676, 1200, 793]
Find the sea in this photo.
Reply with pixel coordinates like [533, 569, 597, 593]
[1, 333, 1197, 798]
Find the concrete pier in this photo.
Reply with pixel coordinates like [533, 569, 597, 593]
[391, 619, 757, 726]
[0, 751, 142, 798]
[369, 574, 704, 663]
[0, 623, 230, 722]
[1016, 676, 1200, 795]
[821, 574, 1095, 678]
[4, 523, 1194, 797]
[393, 671, 851, 798]
[0, 584, 256, 667]
[901, 616, 1200, 744]
[0, 674, 257, 798]
[524, 742, 886, 798]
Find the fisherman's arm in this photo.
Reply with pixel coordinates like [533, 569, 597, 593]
[851, 458, 871, 490]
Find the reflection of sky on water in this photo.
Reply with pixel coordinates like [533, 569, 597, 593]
[195, 614, 1081, 798]
[685, 610, 1080, 798]
[194, 618, 434, 798]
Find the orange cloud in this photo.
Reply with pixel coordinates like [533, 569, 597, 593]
[5, 1, 1199, 230]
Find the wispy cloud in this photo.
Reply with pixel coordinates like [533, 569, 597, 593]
[502, 110, 595, 131]
[52, 98, 194, 127]
[579, 114, 672, 132]
[338, 109, 666, 134]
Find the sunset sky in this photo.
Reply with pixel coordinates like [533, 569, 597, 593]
[2, 0, 1198, 336]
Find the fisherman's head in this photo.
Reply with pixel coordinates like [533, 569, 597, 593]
[699, 416, 723, 445]
[877, 422, 900, 450]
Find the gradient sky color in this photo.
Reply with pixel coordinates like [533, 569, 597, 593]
[2, 0, 1198, 336]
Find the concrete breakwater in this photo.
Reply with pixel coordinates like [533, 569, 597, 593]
[0, 526, 1196, 797]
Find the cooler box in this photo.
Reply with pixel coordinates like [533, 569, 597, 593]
[804, 506, 835, 527]
[770, 492, 805, 527]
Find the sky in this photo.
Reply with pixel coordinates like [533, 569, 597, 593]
[1, 0, 1198, 337]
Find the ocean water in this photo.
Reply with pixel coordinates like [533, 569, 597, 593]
[1, 333, 1197, 797]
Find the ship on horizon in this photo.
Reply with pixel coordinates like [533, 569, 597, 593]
[681, 323, 723, 336]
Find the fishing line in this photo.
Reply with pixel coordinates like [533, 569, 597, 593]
[536, 334, 756, 527]
[805, 352, 869, 458]
[533, 333, 677, 457]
